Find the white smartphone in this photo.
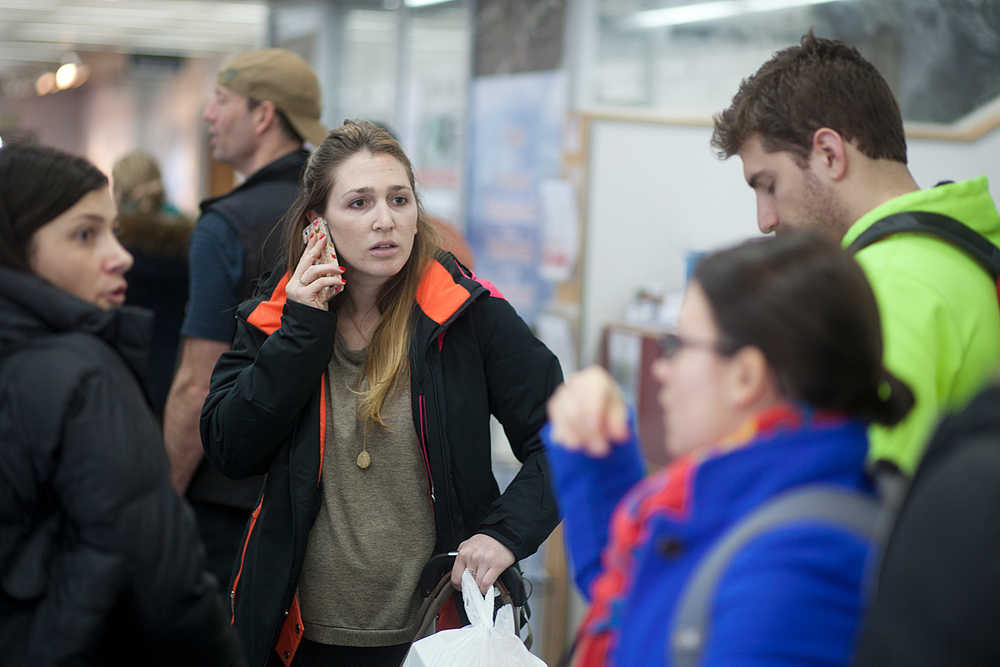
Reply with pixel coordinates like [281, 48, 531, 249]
[302, 217, 338, 266]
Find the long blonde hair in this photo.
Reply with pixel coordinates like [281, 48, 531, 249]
[111, 150, 167, 214]
[280, 120, 439, 426]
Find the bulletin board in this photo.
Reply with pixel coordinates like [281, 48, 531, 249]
[571, 113, 753, 367]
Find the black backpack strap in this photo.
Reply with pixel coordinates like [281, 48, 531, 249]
[847, 211, 1000, 279]
[668, 486, 881, 667]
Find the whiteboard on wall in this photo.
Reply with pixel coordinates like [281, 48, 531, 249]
[580, 115, 1000, 366]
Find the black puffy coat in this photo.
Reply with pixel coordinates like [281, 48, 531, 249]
[0, 267, 243, 666]
[853, 381, 1000, 666]
[201, 252, 562, 666]
[115, 208, 192, 419]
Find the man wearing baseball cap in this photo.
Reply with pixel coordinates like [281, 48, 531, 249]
[164, 48, 326, 591]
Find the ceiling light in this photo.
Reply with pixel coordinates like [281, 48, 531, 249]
[55, 62, 77, 89]
[35, 71, 56, 95]
[404, 0, 453, 7]
[627, 0, 846, 29]
[71, 64, 90, 88]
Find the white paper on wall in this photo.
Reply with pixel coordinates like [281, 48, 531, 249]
[538, 179, 580, 282]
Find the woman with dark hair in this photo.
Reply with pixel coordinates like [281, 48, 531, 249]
[0, 144, 243, 665]
[201, 120, 561, 666]
[545, 232, 913, 666]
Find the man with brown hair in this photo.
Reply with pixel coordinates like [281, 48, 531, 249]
[712, 32, 1000, 476]
[164, 48, 326, 591]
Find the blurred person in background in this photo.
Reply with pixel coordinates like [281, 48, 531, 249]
[200, 120, 561, 666]
[163, 48, 327, 592]
[545, 233, 913, 666]
[425, 210, 475, 270]
[712, 32, 1000, 478]
[0, 143, 243, 666]
[112, 149, 193, 419]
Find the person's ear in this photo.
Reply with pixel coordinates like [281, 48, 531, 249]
[725, 346, 776, 410]
[810, 128, 848, 181]
[251, 99, 278, 136]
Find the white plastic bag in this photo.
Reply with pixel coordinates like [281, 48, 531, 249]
[402, 570, 546, 667]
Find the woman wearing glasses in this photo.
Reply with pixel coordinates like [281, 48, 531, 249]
[544, 232, 913, 666]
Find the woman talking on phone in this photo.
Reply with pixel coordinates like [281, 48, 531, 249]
[545, 233, 914, 666]
[0, 143, 243, 665]
[201, 120, 562, 667]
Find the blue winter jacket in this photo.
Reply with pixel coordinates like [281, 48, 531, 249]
[543, 405, 877, 666]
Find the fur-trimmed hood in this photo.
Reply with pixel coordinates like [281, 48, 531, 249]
[117, 210, 193, 259]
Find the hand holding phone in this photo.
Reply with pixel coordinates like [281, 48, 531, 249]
[302, 217, 338, 266]
[288, 217, 345, 310]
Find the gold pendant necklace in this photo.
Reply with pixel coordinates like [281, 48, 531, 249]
[356, 450, 371, 469]
[356, 422, 371, 469]
[344, 302, 377, 470]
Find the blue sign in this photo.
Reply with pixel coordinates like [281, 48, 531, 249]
[466, 70, 567, 325]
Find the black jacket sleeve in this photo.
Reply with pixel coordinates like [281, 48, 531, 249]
[201, 298, 335, 479]
[473, 295, 563, 560]
[28, 366, 243, 666]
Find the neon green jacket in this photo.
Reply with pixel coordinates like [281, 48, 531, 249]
[842, 176, 1000, 474]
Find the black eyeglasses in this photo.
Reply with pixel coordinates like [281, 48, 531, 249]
[658, 332, 736, 359]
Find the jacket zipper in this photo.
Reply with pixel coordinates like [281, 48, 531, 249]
[318, 374, 327, 486]
[230, 494, 264, 622]
[429, 363, 463, 542]
[226, 311, 267, 624]
[417, 393, 436, 502]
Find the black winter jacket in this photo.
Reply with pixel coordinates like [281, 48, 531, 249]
[0, 267, 243, 666]
[853, 381, 1000, 666]
[200, 252, 562, 666]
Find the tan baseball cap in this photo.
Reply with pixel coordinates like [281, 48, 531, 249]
[217, 48, 327, 148]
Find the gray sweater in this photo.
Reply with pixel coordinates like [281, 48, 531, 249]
[297, 334, 436, 646]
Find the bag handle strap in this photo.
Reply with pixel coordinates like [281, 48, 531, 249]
[418, 552, 530, 608]
[848, 210, 1000, 279]
[669, 486, 880, 667]
[413, 553, 534, 649]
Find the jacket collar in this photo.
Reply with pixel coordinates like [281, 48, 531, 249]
[412, 251, 488, 346]
[842, 176, 1000, 248]
[199, 148, 309, 214]
[708, 403, 848, 456]
[244, 251, 489, 343]
[689, 405, 870, 520]
[0, 266, 154, 384]
[632, 405, 868, 524]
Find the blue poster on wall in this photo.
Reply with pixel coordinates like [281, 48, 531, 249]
[466, 70, 567, 326]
